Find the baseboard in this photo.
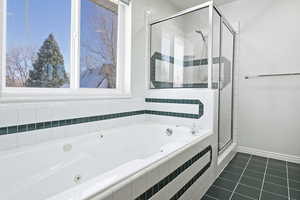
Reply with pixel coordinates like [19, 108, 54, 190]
[237, 146, 300, 164]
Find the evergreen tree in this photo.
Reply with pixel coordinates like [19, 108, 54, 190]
[26, 34, 69, 87]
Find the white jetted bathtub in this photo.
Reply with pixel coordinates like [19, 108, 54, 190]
[0, 123, 212, 200]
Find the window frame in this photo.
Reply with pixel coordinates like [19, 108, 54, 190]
[0, 0, 132, 102]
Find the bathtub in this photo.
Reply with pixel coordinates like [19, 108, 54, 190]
[0, 123, 212, 200]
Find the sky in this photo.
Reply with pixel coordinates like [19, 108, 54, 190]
[80, 0, 117, 72]
[7, 0, 71, 72]
[6, 0, 117, 88]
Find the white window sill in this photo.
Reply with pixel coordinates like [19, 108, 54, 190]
[0, 92, 132, 103]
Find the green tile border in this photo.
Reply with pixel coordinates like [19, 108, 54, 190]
[150, 51, 230, 89]
[145, 98, 204, 119]
[0, 98, 204, 136]
[135, 145, 212, 200]
[0, 110, 145, 136]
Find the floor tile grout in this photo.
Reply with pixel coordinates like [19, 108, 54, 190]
[205, 194, 219, 200]
[228, 155, 252, 200]
[286, 161, 291, 200]
[245, 167, 290, 181]
[262, 189, 290, 198]
[234, 192, 257, 200]
[217, 178, 260, 199]
[289, 178, 300, 184]
[258, 158, 268, 200]
[237, 182, 291, 199]
[261, 190, 291, 199]
[202, 153, 300, 200]
[211, 185, 233, 193]
[264, 180, 288, 189]
[218, 176, 240, 184]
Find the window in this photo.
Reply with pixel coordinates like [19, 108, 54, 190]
[80, 0, 118, 88]
[5, 0, 71, 88]
[0, 0, 131, 98]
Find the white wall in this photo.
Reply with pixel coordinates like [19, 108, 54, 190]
[220, 0, 300, 158]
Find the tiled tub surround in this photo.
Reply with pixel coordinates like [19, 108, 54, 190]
[150, 52, 231, 89]
[0, 98, 146, 150]
[145, 98, 204, 119]
[202, 153, 300, 200]
[0, 122, 213, 200]
[134, 145, 212, 200]
[0, 98, 204, 136]
[0, 97, 206, 151]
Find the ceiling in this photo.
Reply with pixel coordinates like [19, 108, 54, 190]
[169, 0, 238, 10]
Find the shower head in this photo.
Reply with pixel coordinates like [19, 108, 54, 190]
[195, 30, 206, 42]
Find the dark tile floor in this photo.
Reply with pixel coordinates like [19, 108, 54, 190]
[202, 153, 300, 200]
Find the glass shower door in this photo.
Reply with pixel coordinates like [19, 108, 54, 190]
[149, 7, 210, 89]
[218, 20, 235, 152]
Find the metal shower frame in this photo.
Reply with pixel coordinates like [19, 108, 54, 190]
[149, 1, 237, 154]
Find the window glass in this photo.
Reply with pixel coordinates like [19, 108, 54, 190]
[80, 0, 118, 88]
[6, 0, 71, 88]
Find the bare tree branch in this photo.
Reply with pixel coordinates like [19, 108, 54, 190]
[6, 46, 36, 87]
[81, 3, 118, 88]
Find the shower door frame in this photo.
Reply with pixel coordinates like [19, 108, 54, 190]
[149, 1, 214, 89]
[148, 1, 237, 154]
[214, 6, 236, 154]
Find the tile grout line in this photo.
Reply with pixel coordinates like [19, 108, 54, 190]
[286, 161, 291, 200]
[212, 185, 256, 200]
[258, 158, 268, 200]
[205, 194, 219, 200]
[228, 155, 252, 200]
[236, 171, 288, 188]
[224, 158, 294, 199]
[205, 154, 299, 200]
[219, 175, 288, 193]
[211, 185, 235, 194]
[233, 192, 256, 200]
[213, 183, 258, 200]
[244, 168, 291, 182]
[264, 180, 290, 189]
[215, 161, 295, 200]
[238, 182, 290, 199]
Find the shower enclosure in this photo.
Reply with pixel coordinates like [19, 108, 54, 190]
[149, 1, 236, 153]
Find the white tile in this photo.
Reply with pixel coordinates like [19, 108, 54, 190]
[168, 155, 182, 173]
[112, 182, 133, 200]
[48, 126, 66, 140]
[51, 103, 70, 120]
[158, 157, 172, 180]
[0, 105, 19, 127]
[98, 194, 113, 200]
[36, 106, 53, 122]
[16, 132, 37, 147]
[64, 123, 87, 138]
[149, 186, 170, 200]
[146, 102, 198, 114]
[18, 107, 37, 124]
[89, 189, 113, 200]
[35, 129, 52, 144]
[0, 134, 17, 151]
[179, 185, 193, 200]
[146, 166, 161, 189]
[132, 174, 147, 198]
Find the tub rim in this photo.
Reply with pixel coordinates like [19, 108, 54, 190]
[48, 129, 213, 200]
